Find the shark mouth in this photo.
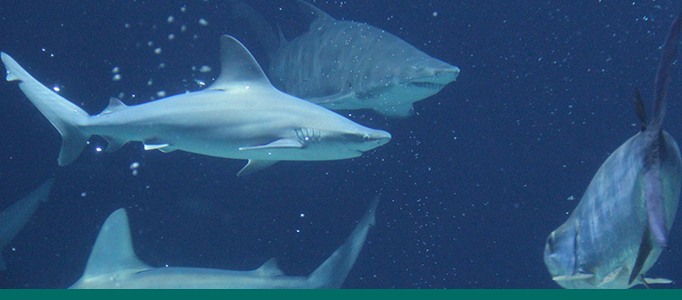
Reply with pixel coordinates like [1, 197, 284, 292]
[409, 81, 447, 89]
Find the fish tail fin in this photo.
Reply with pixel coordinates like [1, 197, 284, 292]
[308, 196, 379, 288]
[650, 12, 682, 131]
[2, 53, 91, 166]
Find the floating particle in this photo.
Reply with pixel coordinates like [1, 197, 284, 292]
[53, 86, 60, 92]
[147, 79, 153, 86]
[432, 11, 438, 17]
[112, 66, 119, 73]
[147, 41, 154, 47]
[181, 25, 187, 32]
[181, 6, 187, 12]
[158, 63, 166, 68]
[113, 74, 121, 81]
[157, 90, 166, 97]
[198, 18, 209, 26]
[199, 65, 211, 73]
[125, 23, 131, 29]
[130, 162, 140, 169]
[81, 192, 87, 197]
[168, 34, 175, 40]
[132, 169, 138, 176]
[167, 16, 175, 23]
[118, 92, 125, 99]
[154, 47, 162, 54]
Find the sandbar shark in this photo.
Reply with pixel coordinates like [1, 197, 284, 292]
[264, 1, 460, 117]
[2, 35, 391, 176]
[69, 197, 379, 288]
[0, 178, 54, 271]
[544, 13, 682, 289]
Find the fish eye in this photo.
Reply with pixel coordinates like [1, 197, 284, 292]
[363, 134, 370, 141]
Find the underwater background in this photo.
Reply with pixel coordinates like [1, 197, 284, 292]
[1, 0, 681, 288]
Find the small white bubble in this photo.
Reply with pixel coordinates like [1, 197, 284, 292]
[300, 213, 305, 217]
[130, 162, 140, 169]
[432, 11, 438, 17]
[147, 79, 153, 86]
[113, 74, 121, 81]
[168, 33, 175, 40]
[158, 63, 166, 68]
[147, 41, 154, 47]
[181, 6, 187, 13]
[199, 65, 211, 73]
[112, 67, 119, 73]
[198, 18, 209, 26]
[124, 23, 131, 29]
[154, 47, 162, 54]
[81, 192, 87, 197]
[96, 147, 102, 152]
[132, 169, 138, 176]
[181, 25, 187, 32]
[157, 90, 166, 97]
[167, 16, 175, 23]
[53, 86, 60, 92]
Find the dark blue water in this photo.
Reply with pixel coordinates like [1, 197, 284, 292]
[1, 0, 681, 289]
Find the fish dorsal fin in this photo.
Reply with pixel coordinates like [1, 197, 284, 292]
[80, 209, 151, 279]
[207, 35, 272, 90]
[254, 258, 285, 277]
[634, 88, 647, 131]
[98, 97, 128, 116]
[297, 0, 335, 26]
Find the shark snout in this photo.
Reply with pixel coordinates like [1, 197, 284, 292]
[358, 130, 391, 152]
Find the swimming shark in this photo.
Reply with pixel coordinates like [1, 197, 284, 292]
[69, 197, 379, 289]
[0, 178, 54, 271]
[543, 13, 682, 289]
[1, 35, 391, 176]
[264, 1, 460, 117]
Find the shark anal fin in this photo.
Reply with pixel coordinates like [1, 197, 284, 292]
[629, 225, 654, 285]
[238, 138, 303, 151]
[237, 159, 279, 176]
[103, 136, 128, 153]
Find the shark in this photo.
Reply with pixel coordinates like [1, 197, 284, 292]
[263, 1, 460, 117]
[69, 197, 379, 289]
[1, 35, 391, 176]
[543, 13, 682, 289]
[0, 178, 54, 271]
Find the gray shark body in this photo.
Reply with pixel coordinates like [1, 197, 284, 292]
[543, 14, 682, 289]
[2, 35, 391, 176]
[267, 1, 460, 117]
[69, 197, 379, 289]
[0, 179, 54, 271]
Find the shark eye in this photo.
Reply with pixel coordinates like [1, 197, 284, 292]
[363, 134, 370, 141]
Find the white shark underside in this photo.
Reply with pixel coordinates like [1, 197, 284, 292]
[544, 13, 682, 289]
[0, 179, 54, 271]
[69, 197, 379, 289]
[2, 35, 391, 176]
[267, 1, 460, 117]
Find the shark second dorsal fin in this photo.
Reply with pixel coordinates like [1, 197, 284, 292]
[98, 98, 128, 116]
[79, 209, 151, 280]
[207, 35, 272, 90]
[253, 258, 285, 277]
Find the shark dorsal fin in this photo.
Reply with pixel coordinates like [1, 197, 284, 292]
[80, 208, 151, 279]
[207, 35, 272, 90]
[98, 98, 128, 116]
[254, 258, 285, 277]
[634, 88, 647, 131]
[297, 0, 335, 26]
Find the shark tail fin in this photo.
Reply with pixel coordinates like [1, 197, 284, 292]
[1, 52, 91, 166]
[307, 196, 379, 289]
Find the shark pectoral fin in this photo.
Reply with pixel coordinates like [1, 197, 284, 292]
[237, 160, 279, 177]
[238, 138, 304, 151]
[143, 143, 170, 151]
[644, 167, 669, 248]
[308, 92, 355, 106]
[644, 278, 673, 284]
[253, 258, 285, 277]
[601, 267, 625, 284]
[629, 225, 654, 285]
[103, 136, 128, 153]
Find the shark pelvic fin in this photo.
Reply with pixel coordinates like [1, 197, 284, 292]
[253, 258, 285, 277]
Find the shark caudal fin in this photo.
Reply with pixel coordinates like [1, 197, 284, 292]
[1, 53, 90, 166]
[307, 196, 379, 289]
